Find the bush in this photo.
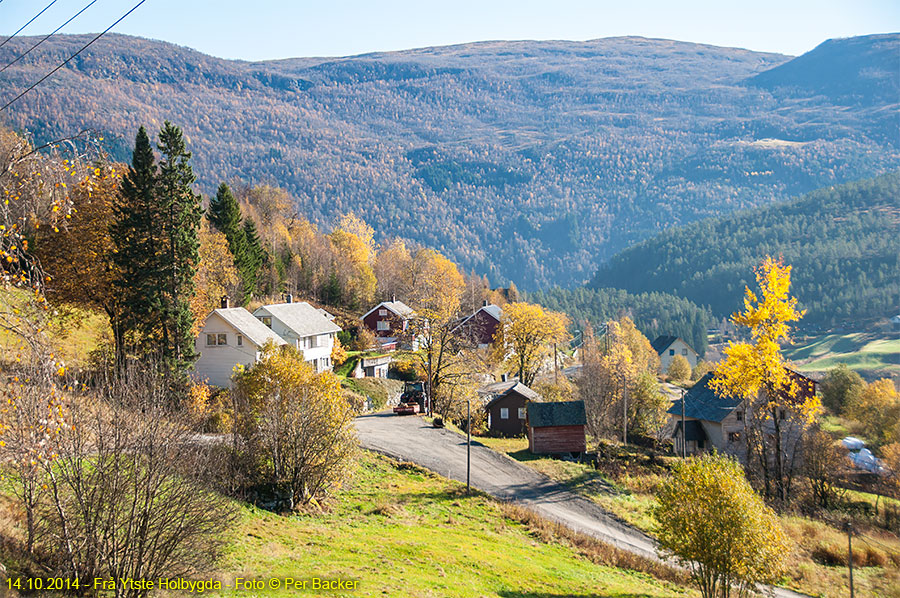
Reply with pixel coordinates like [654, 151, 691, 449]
[351, 326, 377, 351]
[667, 355, 691, 381]
[655, 453, 789, 598]
[820, 364, 865, 415]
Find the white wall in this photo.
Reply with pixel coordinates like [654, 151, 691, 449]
[253, 307, 335, 373]
[194, 314, 262, 387]
[659, 338, 699, 373]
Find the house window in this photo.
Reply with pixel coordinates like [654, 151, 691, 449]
[779, 409, 786, 421]
[500, 408, 509, 420]
[518, 407, 526, 419]
[729, 432, 741, 443]
[217, 333, 227, 345]
[379, 309, 388, 316]
[735, 410, 743, 422]
[260, 316, 272, 328]
[237, 335, 243, 346]
[206, 334, 217, 346]
[682, 349, 688, 355]
[669, 349, 675, 356]
[377, 320, 390, 331]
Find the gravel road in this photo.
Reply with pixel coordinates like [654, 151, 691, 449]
[354, 410, 811, 598]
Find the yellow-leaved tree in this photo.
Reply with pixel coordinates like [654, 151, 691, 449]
[329, 213, 376, 308]
[655, 453, 789, 598]
[232, 343, 357, 508]
[710, 256, 821, 503]
[190, 223, 240, 334]
[491, 302, 570, 386]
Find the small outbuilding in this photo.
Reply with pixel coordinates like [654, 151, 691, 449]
[479, 379, 541, 436]
[527, 400, 587, 455]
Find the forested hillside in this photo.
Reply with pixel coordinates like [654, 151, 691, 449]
[1, 33, 897, 289]
[590, 173, 900, 328]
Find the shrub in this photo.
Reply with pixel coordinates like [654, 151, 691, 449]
[667, 354, 691, 381]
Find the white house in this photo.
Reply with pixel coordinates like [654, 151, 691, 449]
[194, 307, 287, 387]
[253, 300, 341, 373]
[651, 335, 699, 373]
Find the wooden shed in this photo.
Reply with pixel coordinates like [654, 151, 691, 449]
[527, 400, 587, 455]
[480, 379, 541, 436]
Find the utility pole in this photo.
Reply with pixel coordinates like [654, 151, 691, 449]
[554, 342, 558, 384]
[466, 399, 471, 495]
[845, 522, 855, 598]
[680, 388, 687, 459]
[622, 373, 628, 445]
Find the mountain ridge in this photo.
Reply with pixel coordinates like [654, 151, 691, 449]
[1, 33, 897, 289]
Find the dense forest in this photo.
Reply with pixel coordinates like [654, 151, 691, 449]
[0, 33, 897, 290]
[528, 287, 712, 357]
[589, 173, 900, 329]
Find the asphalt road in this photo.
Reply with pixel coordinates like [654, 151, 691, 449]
[354, 410, 811, 598]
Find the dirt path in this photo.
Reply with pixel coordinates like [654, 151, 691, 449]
[354, 411, 810, 598]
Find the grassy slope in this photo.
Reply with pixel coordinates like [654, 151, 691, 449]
[476, 437, 900, 598]
[219, 452, 691, 598]
[784, 332, 900, 380]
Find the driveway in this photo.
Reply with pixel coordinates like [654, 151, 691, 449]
[355, 411, 810, 598]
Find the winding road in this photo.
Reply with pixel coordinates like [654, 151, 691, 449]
[355, 410, 810, 598]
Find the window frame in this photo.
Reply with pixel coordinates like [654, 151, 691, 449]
[499, 407, 509, 420]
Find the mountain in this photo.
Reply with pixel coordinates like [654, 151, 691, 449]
[1, 33, 897, 289]
[589, 172, 900, 329]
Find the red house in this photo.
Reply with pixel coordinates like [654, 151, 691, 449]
[454, 302, 503, 348]
[479, 379, 541, 436]
[527, 401, 587, 455]
[361, 300, 414, 337]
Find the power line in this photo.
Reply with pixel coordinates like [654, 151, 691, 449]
[0, 0, 61, 52]
[1, 0, 99, 74]
[0, 0, 149, 114]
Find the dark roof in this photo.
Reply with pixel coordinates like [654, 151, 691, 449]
[651, 335, 679, 354]
[480, 380, 541, 409]
[667, 373, 742, 423]
[673, 420, 708, 442]
[528, 400, 586, 428]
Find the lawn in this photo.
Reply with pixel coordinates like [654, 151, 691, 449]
[784, 332, 900, 380]
[476, 436, 900, 598]
[218, 452, 693, 597]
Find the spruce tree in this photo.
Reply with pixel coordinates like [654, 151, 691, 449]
[110, 126, 162, 363]
[156, 121, 203, 374]
[242, 218, 268, 293]
[209, 182, 255, 301]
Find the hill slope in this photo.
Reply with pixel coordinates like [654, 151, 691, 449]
[1, 33, 897, 289]
[590, 172, 900, 328]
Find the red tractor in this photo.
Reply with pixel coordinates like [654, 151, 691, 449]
[393, 381, 426, 415]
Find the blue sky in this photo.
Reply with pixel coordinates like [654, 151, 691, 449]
[1, 0, 898, 61]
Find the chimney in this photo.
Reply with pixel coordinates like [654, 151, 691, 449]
[286, 293, 293, 304]
[220, 295, 230, 309]
[391, 293, 396, 302]
[483, 300, 489, 307]
[501, 373, 508, 382]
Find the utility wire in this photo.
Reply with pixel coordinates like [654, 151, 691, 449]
[1, 0, 98, 73]
[0, 0, 149, 113]
[0, 0, 60, 51]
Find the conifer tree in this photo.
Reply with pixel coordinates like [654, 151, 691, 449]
[156, 121, 203, 374]
[208, 183, 255, 301]
[110, 126, 161, 362]
[242, 218, 268, 293]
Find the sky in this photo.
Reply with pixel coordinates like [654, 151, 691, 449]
[1, 0, 898, 61]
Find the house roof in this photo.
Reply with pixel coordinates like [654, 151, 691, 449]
[361, 300, 415, 320]
[667, 373, 742, 422]
[480, 304, 503, 322]
[673, 419, 708, 442]
[480, 379, 541, 408]
[255, 302, 342, 337]
[211, 308, 287, 347]
[651, 335, 696, 355]
[527, 400, 586, 428]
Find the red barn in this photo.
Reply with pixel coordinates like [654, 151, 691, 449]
[527, 401, 587, 455]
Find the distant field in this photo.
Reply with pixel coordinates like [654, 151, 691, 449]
[784, 332, 900, 380]
[218, 452, 691, 597]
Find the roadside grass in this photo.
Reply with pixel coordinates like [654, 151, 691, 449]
[784, 332, 900, 380]
[478, 436, 900, 598]
[341, 378, 403, 410]
[219, 452, 693, 597]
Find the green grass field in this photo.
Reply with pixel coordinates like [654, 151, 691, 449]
[784, 332, 900, 380]
[475, 437, 900, 598]
[217, 452, 692, 597]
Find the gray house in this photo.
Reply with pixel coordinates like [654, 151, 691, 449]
[668, 373, 744, 456]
